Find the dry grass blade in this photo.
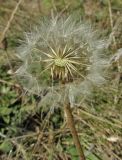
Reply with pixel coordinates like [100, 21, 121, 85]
[0, 0, 23, 43]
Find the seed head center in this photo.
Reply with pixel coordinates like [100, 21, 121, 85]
[54, 58, 67, 67]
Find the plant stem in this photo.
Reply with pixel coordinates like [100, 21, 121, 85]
[64, 102, 86, 160]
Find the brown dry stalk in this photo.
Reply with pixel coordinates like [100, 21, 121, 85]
[0, 0, 23, 43]
[37, 0, 42, 12]
[107, 0, 117, 48]
[0, 79, 20, 88]
[64, 102, 86, 160]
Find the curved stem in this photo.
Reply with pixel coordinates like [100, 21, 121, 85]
[64, 102, 86, 160]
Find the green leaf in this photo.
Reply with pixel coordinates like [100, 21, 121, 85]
[87, 153, 100, 160]
[0, 140, 13, 153]
[3, 115, 10, 124]
[0, 107, 12, 116]
[67, 146, 78, 158]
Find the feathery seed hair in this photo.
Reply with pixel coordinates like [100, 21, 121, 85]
[16, 15, 109, 106]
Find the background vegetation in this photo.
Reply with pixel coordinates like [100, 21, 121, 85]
[0, 0, 122, 159]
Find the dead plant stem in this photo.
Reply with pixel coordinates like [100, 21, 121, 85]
[107, 0, 117, 48]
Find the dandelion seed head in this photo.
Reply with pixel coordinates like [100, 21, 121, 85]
[16, 15, 109, 106]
